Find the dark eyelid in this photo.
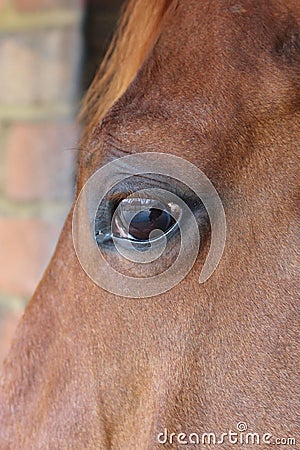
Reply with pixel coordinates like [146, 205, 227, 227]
[106, 191, 133, 204]
[102, 174, 204, 215]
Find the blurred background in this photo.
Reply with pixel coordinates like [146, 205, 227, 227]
[0, 0, 123, 365]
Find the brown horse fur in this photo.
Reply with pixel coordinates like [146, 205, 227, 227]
[0, 0, 299, 448]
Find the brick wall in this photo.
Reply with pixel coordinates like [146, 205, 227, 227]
[0, 0, 82, 364]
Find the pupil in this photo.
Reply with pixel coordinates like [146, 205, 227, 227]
[129, 208, 172, 240]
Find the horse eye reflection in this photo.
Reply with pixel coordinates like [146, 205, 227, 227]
[112, 198, 181, 243]
[95, 197, 182, 247]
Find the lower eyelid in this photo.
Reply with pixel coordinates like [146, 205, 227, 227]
[95, 223, 181, 250]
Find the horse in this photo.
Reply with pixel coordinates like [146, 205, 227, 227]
[0, 0, 299, 448]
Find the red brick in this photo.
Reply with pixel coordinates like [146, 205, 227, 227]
[0, 218, 60, 297]
[0, 309, 23, 366]
[5, 121, 78, 201]
[0, 123, 4, 191]
[0, 29, 80, 105]
[0, 0, 8, 10]
[14, 0, 81, 12]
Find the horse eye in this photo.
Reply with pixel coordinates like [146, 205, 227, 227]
[111, 198, 181, 242]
